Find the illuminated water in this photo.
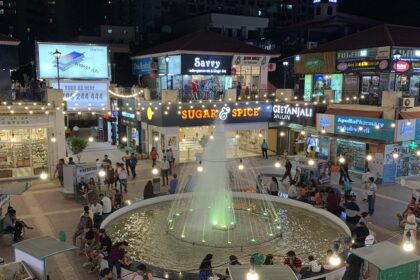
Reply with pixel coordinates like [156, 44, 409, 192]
[106, 198, 347, 273]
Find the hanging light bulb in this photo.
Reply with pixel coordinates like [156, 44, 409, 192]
[154, 136, 159, 142]
[122, 136, 128, 143]
[258, 132, 263, 138]
[88, 136, 94, 142]
[416, 150, 420, 157]
[338, 156, 346, 164]
[366, 154, 373, 161]
[308, 159, 315, 166]
[152, 166, 159, 175]
[210, 132, 214, 140]
[392, 152, 399, 159]
[321, 128, 326, 134]
[10, 133, 15, 143]
[274, 157, 281, 168]
[279, 131, 285, 137]
[300, 130, 306, 135]
[51, 133, 57, 143]
[235, 132, 240, 139]
[238, 159, 244, 171]
[182, 135, 186, 143]
[197, 161, 203, 172]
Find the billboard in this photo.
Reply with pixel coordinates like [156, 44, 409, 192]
[181, 54, 232, 75]
[37, 42, 110, 79]
[51, 81, 109, 111]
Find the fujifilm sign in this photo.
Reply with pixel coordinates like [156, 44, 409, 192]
[272, 104, 314, 125]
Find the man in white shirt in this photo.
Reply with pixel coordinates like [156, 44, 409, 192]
[362, 168, 376, 201]
[90, 199, 103, 227]
[118, 165, 128, 193]
[99, 193, 112, 220]
[160, 156, 170, 186]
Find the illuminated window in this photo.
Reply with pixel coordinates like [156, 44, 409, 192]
[108, 28, 113, 34]
[0, 1, 3, 6]
[287, 4, 293, 10]
[0, 9, 4, 14]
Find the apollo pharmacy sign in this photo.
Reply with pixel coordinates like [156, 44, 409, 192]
[334, 116, 394, 141]
[272, 104, 315, 126]
[181, 54, 232, 75]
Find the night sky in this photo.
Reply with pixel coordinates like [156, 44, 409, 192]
[340, 0, 420, 27]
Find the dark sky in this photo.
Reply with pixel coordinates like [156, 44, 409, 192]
[340, 0, 420, 27]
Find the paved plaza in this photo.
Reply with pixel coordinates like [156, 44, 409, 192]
[0, 142, 419, 279]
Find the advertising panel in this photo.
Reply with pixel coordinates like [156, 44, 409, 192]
[335, 116, 395, 141]
[181, 54, 232, 75]
[304, 74, 313, 101]
[232, 55, 269, 66]
[132, 57, 152, 75]
[383, 144, 398, 183]
[391, 48, 420, 74]
[158, 55, 181, 75]
[141, 102, 272, 127]
[37, 42, 109, 79]
[336, 47, 390, 73]
[272, 104, 315, 126]
[51, 81, 109, 111]
[316, 114, 335, 133]
[395, 119, 415, 142]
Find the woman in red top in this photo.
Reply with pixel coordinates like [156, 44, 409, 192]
[150, 147, 158, 167]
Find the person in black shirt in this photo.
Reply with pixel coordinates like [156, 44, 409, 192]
[281, 158, 293, 183]
[346, 196, 361, 225]
[353, 222, 370, 246]
[98, 229, 113, 258]
[342, 252, 364, 280]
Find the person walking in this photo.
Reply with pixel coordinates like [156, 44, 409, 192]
[166, 149, 174, 175]
[160, 156, 170, 186]
[150, 147, 158, 167]
[261, 139, 268, 159]
[366, 177, 377, 215]
[123, 151, 131, 177]
[269, 177, 279, 196]
[102, 155, 112, 168]
[54, 158, 65, 187]
[281, 158, 293, 182]
[119, 166, 128, 193]
[129, 152, 137, 179]
[362, 168, 376, 201]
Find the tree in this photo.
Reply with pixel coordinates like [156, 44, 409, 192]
[70, 136, 88, 163]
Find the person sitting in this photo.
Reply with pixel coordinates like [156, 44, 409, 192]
[346, 195, 361, 225]
[72, 208, 93, 246]
[297, 186, 309, 203]
[143, 180, 155, 199]
[307, 255, 322, 273]
[397, 197, 418, 226]
[313, 190, 325, 208]
[284, 251, 302, 279]
[263, 254, 274, 265]
[114, 189, 124, 209]
[353, 222, 370, 247]
[322, 250, 335, 271]
[78, 177, 88, 196]
[327, 189, 341, 216]
[131, 264, 153, 280]
[288, 182, 298, 200]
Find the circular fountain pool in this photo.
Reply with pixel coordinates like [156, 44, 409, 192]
[103, 193, 350, 273]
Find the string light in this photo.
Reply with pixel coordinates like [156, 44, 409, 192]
[108, 89, 141, 98]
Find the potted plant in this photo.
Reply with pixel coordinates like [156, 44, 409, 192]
[70, 136, 88, 163]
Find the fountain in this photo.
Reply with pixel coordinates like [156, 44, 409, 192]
[102, 125, 350, 275]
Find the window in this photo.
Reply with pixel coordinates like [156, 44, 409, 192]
[0, 1, 3, 6]
[287, 4, 292, 10]
[327, 5, 333, 15]
[0, 9, 4, 14]
[107, 28, 113, 34]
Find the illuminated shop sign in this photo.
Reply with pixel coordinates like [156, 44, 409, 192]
[141, 102, 272, 127]
[334, 116, 394, 141]
[132, 57, 152, 75]
[391, 49, 420, 73]
[122, 111, 135, 119]
[395, 119, 415, 142]
[181, 54, 232, 75]
[272, 104, 314, 126]
[393, 61, 411, 73]
[232, 55, 269, 66]
[336, 47, 390, 73]
[316, 114, 334, 133]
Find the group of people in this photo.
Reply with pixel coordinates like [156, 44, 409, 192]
[198, 250, 339, 280]
[1, 206, 34, 242]
[149, 147, 175, 186]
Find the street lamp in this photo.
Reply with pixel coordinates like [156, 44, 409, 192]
[282, 61, 289, 89]
[53, 49, 61, 89]
[393, 50, 402, 91]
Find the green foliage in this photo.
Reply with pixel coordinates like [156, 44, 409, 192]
[70, 137, 88, 162]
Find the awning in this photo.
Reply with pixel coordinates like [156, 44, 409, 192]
[400, 111, 420, 119]
[325, 108, 382, 118]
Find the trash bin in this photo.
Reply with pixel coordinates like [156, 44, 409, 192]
[153, 178, 161, 194]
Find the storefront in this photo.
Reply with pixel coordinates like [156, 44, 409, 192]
[294, 52, 342, 102]
[140, 101, 273, 162]
[118, 97, 140, 150]
[271, 103, 327, 157]
[316, 113, 396, 182]
[391, 48, 420, 103]
[131, 31, 277, 101]
[336, 47, 391, 105]
[0, 113, 65, 178]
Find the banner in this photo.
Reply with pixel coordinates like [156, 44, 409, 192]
[132, 57, 152, 75]
[232, 55, 269, 66]
[335, 116, 394, 141]
[383, 144, 398, 183]
[51, 81, 109, 111]
[37, 42, 109, 79]
[395, 119, 415, 142]
[181, 54, 232, 75]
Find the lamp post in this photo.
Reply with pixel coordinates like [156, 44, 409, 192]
[53, 49, 61, 89]
[165, 55, 170, 91]
[393, 50, 402, 91]
[282, 61, 289, 89]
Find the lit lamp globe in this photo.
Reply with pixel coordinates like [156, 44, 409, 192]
[308, 159, 315, 166]
[51, 135, 57, 143]
[98, 169, 106, 178]
[279, 132, 285, 137]
[40, 171, 48, 180]
[246, 271, 259, 280]
[338, 156, 346, 164]
[235, 133, 240, 139]
[122, 136, 128, 143]
[274, 161, 281, 168]
[329, 254, 341, 267]
[88, 136, 94, 142]
[366, 154, 373, 161]
[154, 136, 159, 142]
[152, 167, 159, 175]
[403, 241, 415, 252]
[197, 165, 204, 172]
[258, 133, 263, 138]
[321, 128, 326, 134]
[416, 150, 420, 157]
[392, 153, 399, 160]
[238, 159, 244, 171]
[210, 134, 214, 140]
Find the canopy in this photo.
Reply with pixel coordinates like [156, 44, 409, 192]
[13, 236, 77, 260]
[228, 265, 297, 280]
[351, 241, 420, 270]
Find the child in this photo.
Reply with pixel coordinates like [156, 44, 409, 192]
[308, 255, 322, 273]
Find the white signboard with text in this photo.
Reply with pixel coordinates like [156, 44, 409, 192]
[37, 42, 109, 79]
[51, 81, 109, 111]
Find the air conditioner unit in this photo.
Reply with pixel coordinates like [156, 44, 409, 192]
[400, 97, 415, 108]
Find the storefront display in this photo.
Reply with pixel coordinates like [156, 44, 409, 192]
[336, 139, 366, 172]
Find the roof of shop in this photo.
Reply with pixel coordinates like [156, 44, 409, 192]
[351, 241, 420, 270]
[305, 24, 420, 53]
[131, 31, 278, 58]
[325, 108, 383, 118]
[0, 33, 20, 46]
